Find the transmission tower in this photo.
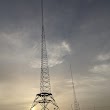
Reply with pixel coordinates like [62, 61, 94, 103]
[70, 65, 80, 110]
[30, 0, 60, 110]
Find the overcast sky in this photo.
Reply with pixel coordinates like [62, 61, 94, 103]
[0, 0, 110, 110]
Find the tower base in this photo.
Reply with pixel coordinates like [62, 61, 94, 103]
[30, 92, 60, 110]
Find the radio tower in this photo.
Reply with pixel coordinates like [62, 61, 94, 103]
[70, 65, 80, 110]
[30, 0, 60, 110]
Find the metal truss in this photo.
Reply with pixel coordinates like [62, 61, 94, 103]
[30, 93, 60, 110]
[30, 0, 60, 109]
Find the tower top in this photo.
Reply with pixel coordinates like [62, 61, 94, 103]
[41, 0, 44, 29]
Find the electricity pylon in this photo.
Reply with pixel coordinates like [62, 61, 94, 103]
[70, 65, 80, 110]
[30, 0, 60, 110]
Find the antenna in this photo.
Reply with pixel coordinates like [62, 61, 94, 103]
[30, 0, 60, 109]
[70, 64, 80, 110]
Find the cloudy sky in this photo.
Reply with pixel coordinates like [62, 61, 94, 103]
[0, 0, 110, 110]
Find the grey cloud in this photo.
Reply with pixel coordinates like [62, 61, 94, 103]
[90, 64, 110, 74]
[0, 0, 110, 110]
[97, 53, 110, 61]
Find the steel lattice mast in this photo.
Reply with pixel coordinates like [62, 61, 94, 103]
[30, 0, 59, 110]
[70, 65, 80, 110]
[40, 0, 51, 94]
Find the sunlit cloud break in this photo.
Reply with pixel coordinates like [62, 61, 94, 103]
[0, 32, 71, 68]
[31, 41, 71, 68]
[97, 53, 110, 61]
[90, 64, 110, 74]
